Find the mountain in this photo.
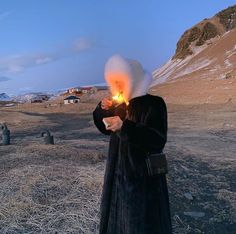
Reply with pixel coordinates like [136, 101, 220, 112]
[12, 92, 54, 103]
[151, 5, 236, 104]
[10, 84, 108, 103]
[0, 93, 11, 101]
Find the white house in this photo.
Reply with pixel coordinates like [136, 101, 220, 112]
[68, 87, 81, 94]
[64, 95, 80, 104]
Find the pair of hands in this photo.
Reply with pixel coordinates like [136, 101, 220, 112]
[101, 97, 123, 132]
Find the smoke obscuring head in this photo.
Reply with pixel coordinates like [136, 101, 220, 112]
[104, 54, 153, 104]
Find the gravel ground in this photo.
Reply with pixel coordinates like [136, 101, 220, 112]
[0, 101, 235, 233]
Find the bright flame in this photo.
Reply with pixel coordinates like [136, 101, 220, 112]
[112, 92, 123, 102]
[105, 72, 130, 105]
[112, 92, 129, 105]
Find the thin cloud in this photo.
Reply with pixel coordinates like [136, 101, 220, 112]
[0, 54, 57, 73]
[0, 76, 11, 82]
[74, 38, 95, 51]
[35, 57, 53, 65]
[0, 37, 96, 73]
[18, 86, 33, 92]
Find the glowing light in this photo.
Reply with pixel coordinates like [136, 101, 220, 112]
[105, 72, 130, 105]
[112, 92, 129, 105]
[112, 92, 124, 103]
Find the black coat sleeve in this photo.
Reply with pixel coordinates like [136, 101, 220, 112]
[119, 98, 167, 152]
[93, 102, 115, 135]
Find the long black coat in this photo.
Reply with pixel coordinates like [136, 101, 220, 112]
[93, 94, 172, 234]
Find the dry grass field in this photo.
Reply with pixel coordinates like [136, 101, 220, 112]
[0, 99, 236, 233]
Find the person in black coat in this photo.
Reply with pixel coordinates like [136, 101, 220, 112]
[93, 55, 172, 234]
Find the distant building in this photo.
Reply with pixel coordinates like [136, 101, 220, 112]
[64, 95, 80, 104]
[30, 94, 50, 103]
[65, 85, 107, 96]
[80, 87, 93, 94]
[31, 99, 43, 103]
[68, 87, 81, 94]
[95, 86, 108, 91]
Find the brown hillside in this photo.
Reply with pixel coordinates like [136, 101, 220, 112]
[173, 5, 236, 60]
[151, 28, 236, 104]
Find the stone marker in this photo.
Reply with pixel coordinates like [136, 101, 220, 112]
[1, 123, 10, 145]
[41, 130, 54, 145]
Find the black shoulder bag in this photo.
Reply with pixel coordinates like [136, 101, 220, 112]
[145, 152, 168, 176]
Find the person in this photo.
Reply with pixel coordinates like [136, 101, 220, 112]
[93, 55, 172, 234]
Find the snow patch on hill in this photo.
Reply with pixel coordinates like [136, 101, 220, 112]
[0, 93, 11, 101]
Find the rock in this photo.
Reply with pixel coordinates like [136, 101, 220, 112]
[184, 192, 194, 201]
[184, 211, 205, 218]
[223, 122, 234, 128]
[195, 22, 219, 46]
[216, 5, 236, 31]
[172, 5, 236, 60]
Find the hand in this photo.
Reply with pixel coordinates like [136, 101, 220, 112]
[106, 116, 123, 132]
[101, 97, 113, 110]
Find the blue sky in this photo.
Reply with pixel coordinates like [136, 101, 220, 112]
[0, 0, 235, 95]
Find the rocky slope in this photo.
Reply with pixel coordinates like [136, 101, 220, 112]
[173, 5, 236, 60]
[151, 5, 236, 104]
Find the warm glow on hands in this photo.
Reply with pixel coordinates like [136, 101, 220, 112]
[104, 116, 123, 132]
[101, 98, 113, 110]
